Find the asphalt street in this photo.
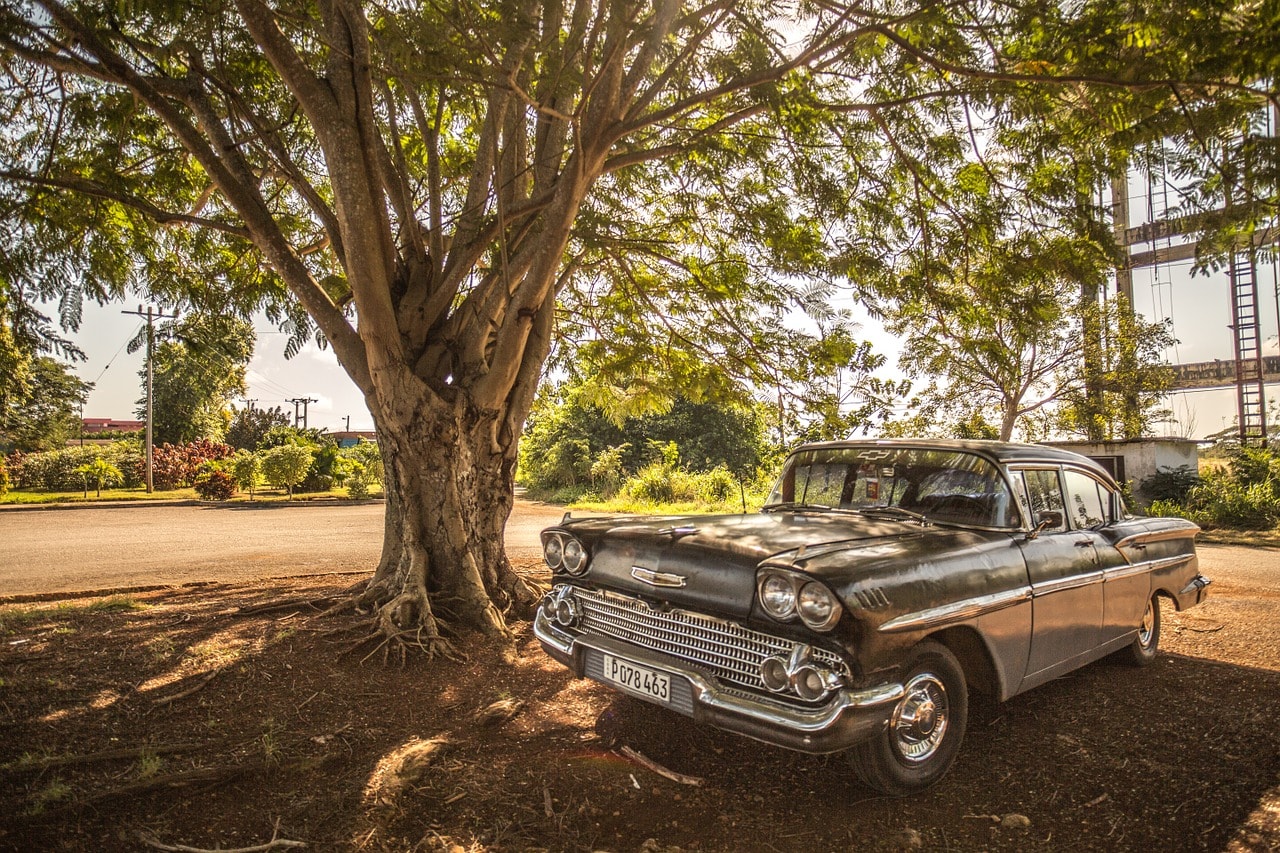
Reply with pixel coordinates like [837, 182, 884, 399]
[0, 501, 1273, 598]
[0, 499, 568, 598]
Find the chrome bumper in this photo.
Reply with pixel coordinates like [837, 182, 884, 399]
[533, 607, 903, 754]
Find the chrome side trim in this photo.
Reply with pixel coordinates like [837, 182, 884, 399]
[1031, 570, 1104, 597]
[1102, 553, 1194, 582]
[1114, 525, 1202, 550]
[878, 586, 1032, 634]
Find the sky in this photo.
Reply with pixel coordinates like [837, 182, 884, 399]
[68, 300, 375, 433]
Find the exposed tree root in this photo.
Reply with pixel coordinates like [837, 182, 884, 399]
[237, 596, 343, 616]
[138, 818, 305, 852]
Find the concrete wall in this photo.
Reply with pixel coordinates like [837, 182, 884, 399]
[1043, 438, 1199, 497]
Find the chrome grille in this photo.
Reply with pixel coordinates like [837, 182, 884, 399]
[568, 586, 850, 695]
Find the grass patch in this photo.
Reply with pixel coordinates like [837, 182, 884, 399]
[0, 597, 149, 634]
[28, 778, 71, 815]
[1, 485, 382, 505]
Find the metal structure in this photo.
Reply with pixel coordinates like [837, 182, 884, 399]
[1111, 164, 1278, 446]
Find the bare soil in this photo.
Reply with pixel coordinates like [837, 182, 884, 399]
[1, 564, 1277, 853]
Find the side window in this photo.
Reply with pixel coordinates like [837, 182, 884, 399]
[1062, 470, 1107, 529]
[1021, 470, 1066, 532]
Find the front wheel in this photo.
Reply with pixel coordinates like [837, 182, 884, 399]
[848, 641, 968, 796]
[1123, 595, 1161, 666]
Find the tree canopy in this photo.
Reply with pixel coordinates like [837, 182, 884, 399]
[136, 313, 255, 445]
[0, 355, 91, 452]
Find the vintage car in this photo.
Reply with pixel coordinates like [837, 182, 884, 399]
[534, 439, 1210, 794]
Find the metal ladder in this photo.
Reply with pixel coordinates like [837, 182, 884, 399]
[1229, 253, 1269, 445]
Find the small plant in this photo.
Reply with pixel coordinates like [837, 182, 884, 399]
[0, 456, 9, 500]
[28, 778, 71, 815]
[134, 751, 163, 780]
[73, 457, 123, 497]
[346, 465, 372, 499]
[193, 467, 237, 501]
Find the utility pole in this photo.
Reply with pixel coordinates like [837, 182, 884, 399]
[122, 305, 178, 493]
[344, 415, 351, 432]
[245, 398, 257, 412]
[287, 397, 318, 429]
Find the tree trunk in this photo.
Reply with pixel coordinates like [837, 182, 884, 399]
[347, 375, 540, 654]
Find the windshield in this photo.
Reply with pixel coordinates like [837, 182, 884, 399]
[764, 446, 1019, 528]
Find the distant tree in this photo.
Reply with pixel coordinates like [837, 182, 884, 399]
[1058, 297, 1177, 441]
[0, 356, 91, 452]
[136, 315, 254, 445]
[225, 406, 291, 451]
[260, 444, 314, 500]
[519, 384, 770, 493]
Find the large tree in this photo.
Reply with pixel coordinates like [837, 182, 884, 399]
[136, 313, 255, 445]
[0, 355, 92, 452]
[0, 0, 1275, 654]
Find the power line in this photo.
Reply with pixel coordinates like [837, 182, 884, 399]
[88, 321, 145, 386]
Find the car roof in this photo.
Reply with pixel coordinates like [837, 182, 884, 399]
[789, 438, 1116, 483]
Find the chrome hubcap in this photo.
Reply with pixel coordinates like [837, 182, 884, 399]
[892, 672, 949, 763]
[1138, 600, 1156, 647]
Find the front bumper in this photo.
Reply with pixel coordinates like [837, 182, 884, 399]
[533, 607, 903, 755]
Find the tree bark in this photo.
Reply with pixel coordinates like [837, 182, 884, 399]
[346, 369, 539, 653]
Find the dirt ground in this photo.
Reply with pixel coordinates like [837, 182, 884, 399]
[1, 560, 1277, 853]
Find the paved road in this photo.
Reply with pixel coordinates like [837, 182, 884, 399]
[0, 499, 569, 598]
[0, 503, 1272, 598]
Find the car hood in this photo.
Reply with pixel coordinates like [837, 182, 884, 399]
[558, 511, 958, 619]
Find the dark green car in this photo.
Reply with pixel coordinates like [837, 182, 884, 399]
[534, 439, 1209, 795]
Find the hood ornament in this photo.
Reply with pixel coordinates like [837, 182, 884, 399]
[631, 566, 687, 588]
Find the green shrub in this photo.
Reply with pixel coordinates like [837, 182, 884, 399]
[261, 444, 314, 499]
[229, 450, 262, 499]
[1179, 470, 1280, 530]
[74, 458, 123, 497]
[0, 457, 9, 499]
[695, 467, 737, 504]
[346, 468, 372, 499]
[1139, 466, 1201, 503]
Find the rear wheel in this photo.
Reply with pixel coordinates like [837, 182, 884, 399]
[1124, 595, 1161, 666]
[848, 641, 968, 796]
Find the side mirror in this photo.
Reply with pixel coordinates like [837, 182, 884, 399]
[1027, 510, 1064, 540]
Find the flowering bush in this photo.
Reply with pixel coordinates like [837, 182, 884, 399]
[193, 467, 237, 501]
[152, 440, 234, 490]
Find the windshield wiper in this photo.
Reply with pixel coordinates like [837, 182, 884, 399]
[761, 501, 832, 513]
[856, 506, 929, 525]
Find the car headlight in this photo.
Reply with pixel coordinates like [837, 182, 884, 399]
[542, 531, 589, 575]
[543, 535, 564, 569]
[562, 537, 587, 574]
[798, 582, 841, 630]
[760, 573, 797, 619]
[758, 570, 842, 631]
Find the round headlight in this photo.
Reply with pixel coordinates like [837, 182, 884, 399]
[562, 538, 587, 574]
[798, 582, 841, 630]
[760, 574, 797, 619]
[543, 535, 564, 569]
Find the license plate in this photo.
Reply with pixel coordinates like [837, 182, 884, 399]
[601, 653, 671, 704]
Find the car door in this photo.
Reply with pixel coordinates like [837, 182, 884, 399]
[1060, 468, 1148, 645]
[1014, 467, 1105, 685]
